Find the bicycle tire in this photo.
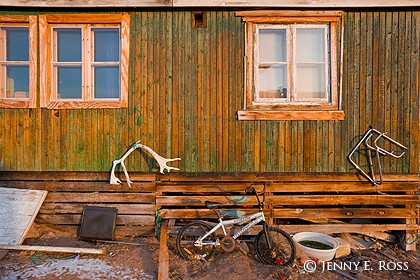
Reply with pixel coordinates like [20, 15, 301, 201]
[176, 221, 217, 261]
[255, 227, 295, 266]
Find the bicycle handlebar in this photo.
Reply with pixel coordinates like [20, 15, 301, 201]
[246, 182, 266, 209]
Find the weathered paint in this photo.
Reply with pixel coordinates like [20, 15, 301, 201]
[0, 10, 418, 174]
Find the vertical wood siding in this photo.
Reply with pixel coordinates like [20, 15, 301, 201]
[0, 10, 418, 173]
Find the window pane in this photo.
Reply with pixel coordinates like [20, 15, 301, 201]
[94, 66, 120, 98]
[296, 28, 325, 63]
[57, 67, 82, 99]
[296, 64, 326, 99]
[93, 28, 120, 62]
[258, 65, 288, 98]
[6, 27, 29, 61]
[6, 66, 29, 98]
[56, 28, 82, 62]
[258, 29, 287, 63]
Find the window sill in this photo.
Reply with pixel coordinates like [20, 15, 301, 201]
[0, 99, 35, 109]
[45, 100, 127, 109]
[237, 110, 345, 121]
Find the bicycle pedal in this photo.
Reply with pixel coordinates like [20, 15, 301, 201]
[238, 242, 249, 255]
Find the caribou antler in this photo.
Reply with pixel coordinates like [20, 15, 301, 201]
[110, 141, 181, 187]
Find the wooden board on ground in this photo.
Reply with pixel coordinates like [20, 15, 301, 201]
[0, 187, 47, 245]
[0, 244, 104, 255]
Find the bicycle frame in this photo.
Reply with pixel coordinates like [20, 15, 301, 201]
[194, 211, 266, 247]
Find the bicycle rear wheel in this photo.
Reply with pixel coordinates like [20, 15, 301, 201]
[176, 221, 216, 261]
[255, 227, 295, 266]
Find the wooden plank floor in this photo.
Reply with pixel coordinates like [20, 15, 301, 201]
[0, 187, 47, 245]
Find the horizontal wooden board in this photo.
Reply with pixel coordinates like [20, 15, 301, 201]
[237, 110, 345, 121]
[28, 224, 156, 238]
[272, 208, 419, 219]
[157, 173, 420, 182]
[36, 214, 155, 226]
[1, 0, 417, 7]
[173, 0, 419, 7]
[278, 224, 419, 234]
[40, 203, 156, 215]
[0, 0, 172, 7]
[1, 181, 155, 193]
[157, 181, 419, 193]
[0, 172, 155, 182]
[45, 192, 155, 204]
[158, 207, 419, 219]
[165, 223, 419, 236]
[157, 194, 418, 206]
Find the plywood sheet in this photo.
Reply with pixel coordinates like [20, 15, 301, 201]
[0, 187, 47, 245]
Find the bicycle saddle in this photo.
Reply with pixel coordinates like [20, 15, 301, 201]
[205, 201, 223, 209]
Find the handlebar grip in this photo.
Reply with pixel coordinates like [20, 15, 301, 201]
[245, 186, 256, 194]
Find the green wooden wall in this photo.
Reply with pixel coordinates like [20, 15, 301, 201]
[0, 10, 418, 173]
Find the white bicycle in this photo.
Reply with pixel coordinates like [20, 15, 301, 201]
[175, 184, 295, 265]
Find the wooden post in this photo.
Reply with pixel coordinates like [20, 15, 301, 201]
[403, 190, 418, 251]
[158, 219, 169, 280]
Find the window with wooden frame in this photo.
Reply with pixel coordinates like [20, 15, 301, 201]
[0, 15, 37, 108]
[236, 11, 345, 121]
[39, 14, 129, 109]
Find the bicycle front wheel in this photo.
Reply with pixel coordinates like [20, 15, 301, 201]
[176, 221, 216, 261]
[255, 227, 295, 266]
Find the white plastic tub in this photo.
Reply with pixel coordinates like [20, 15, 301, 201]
[292, 232, 339, 261]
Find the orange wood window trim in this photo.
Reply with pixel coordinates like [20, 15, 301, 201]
[0, 15, 37, 108]
[238, 10, 343, 121]
[237, 110, 345, 121]
[39, 13, 129, 109]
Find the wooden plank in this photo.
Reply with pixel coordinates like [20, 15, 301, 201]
[237, 110, 345, 121]
[0, 171, 155, 181]
[0, 0, 171, 7]
[0, 171, 419, 182]
[30, 224, 156, 238]
[158, 220, 169, 280]
[156, 172, 419, 182]
[0, 188, 47, 245]
[0, 244, 105, 255]
[158, 208, 261, 219]
[156, 181, 419, 193]
[36, 214, 156, 226]
[176, 1, 420, 7]
[1, 0, 419, 8]
[164, 223, 419, 237]
[0, 181, 156, 192]
[45, 192, 155, 203]
[156, 194, 418, 206]
[278, 224, 419, 234]
[39, 203, 156, 215]
[159, 207, 418, 219]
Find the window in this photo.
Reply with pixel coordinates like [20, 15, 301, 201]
[0, 16, 37, 108]
[236, 11, 344, 120]
[40, 14, 129, 109]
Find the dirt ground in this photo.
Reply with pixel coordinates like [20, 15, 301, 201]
[1, 227, 420, 280]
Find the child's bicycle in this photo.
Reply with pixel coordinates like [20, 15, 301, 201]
[175, 183, 295, 265]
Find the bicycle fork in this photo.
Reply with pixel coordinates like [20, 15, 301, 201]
[262, 222, 272, 250]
